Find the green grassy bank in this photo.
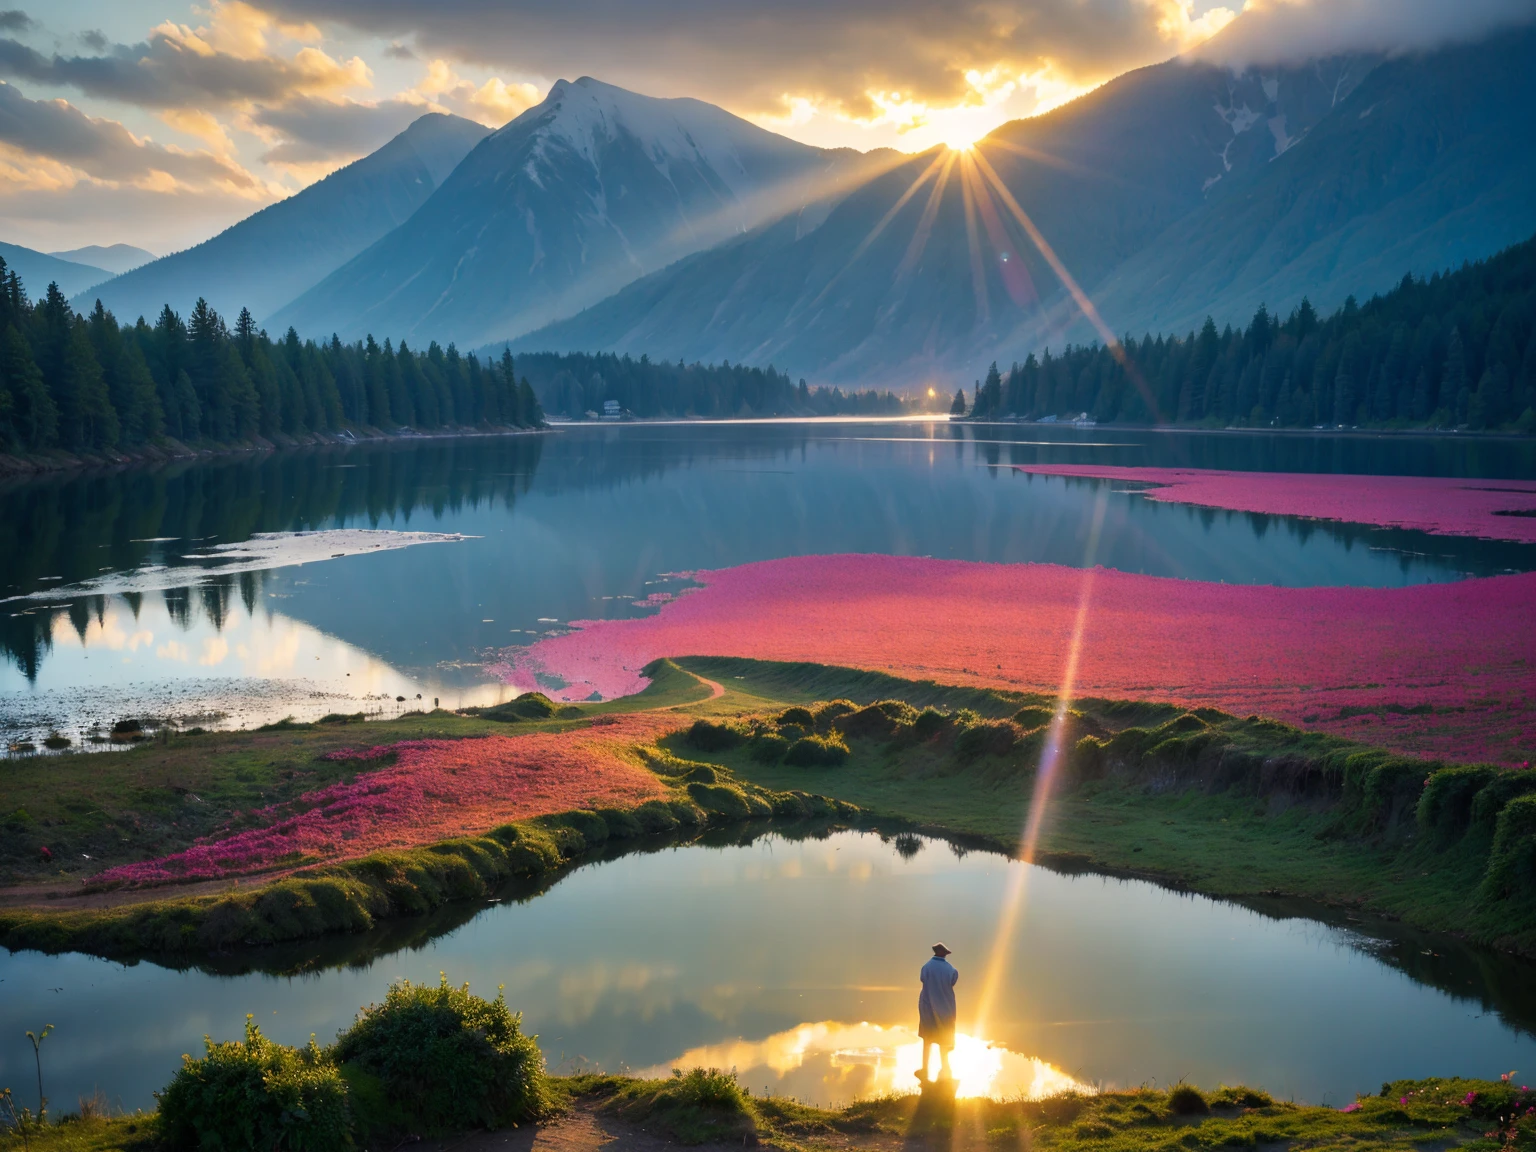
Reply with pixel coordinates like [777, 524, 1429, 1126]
[4, 655, 1535, 962]
[668, 657, 1536, 956]
[7, 1073, 1534, 1152]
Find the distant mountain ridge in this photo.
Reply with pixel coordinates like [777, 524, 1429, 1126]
[49, 244, 154, 276]
[78, 112, 490, 325]
[271, 77, 894, 347]
[0, 241, 108, 299]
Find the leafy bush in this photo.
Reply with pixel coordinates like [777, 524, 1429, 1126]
[748, 733, 790, 763]
[954, 719, 1019, 761]
[686, 719, 746, 752]
[332, 975, 547, 1135]
[1167, 1085, 1210, 1115]
[811, 700, 857, 731]
[157, 1017, 350, 1152]
[1482, 794, 1536, 901]
[777, 706, 815, 729]
[1417, 765, 1499, 842]
[783, 734, 850, 767]
[1209, 1085, 1273, 1109]
[912, 708, 950, 741]
[1012, 705, 1054, 730]
[482, 693, 557, 723]
[1470, 769, 1536, 833]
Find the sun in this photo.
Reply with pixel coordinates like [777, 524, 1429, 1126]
[944, 134, 981, 153]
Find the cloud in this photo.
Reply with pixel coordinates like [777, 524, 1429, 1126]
[243, 0, 1239, 121]
[1198, 0, 1536, 67]
[383, 41, 415, 60]
[408, 58, 538, 125]
[0, 3, 368, 112]
[247, 94, 429, 165]
[0, 82, 262, 190]
[0, 10, 31, 33]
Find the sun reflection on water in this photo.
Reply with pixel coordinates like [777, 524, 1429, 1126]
[639, 1021, 1086, 1105]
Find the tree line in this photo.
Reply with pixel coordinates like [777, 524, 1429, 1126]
[0, 272, 544, 453]
[510, 350, 906, 418]
[967, 233, 1536, 431]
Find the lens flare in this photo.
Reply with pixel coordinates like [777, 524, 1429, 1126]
[972, 487, 1109, 1037]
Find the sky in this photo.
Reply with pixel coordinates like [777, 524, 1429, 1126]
[0, 0, 1531, 257]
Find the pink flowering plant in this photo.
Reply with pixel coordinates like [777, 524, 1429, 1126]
[97, 715, 679, 887]
[493, 553, 1536, 763]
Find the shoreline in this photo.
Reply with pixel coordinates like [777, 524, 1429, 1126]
[0, 422, 548, 479]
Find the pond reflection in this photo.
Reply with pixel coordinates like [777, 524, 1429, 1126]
[639, 1022, 1086, 1105]
[4, 829, 1532, 1112]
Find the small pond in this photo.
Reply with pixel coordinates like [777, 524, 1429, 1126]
[3, 828, 1533, 1111]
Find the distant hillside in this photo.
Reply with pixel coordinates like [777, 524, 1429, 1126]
[0, 241, 107, 299]
[49, 244, 153, 276]
[512, 350, 904, 418]
[965, 231, 1536, 432]
[78, 113, 490, 325]
[272, 77, 892, 347]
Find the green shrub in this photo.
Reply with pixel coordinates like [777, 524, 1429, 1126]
[1209, 1086, 1272, 1109]
[482, 693, 557, 723]
[332, 975, 547, 1135]
[811, 700, 857, 731]
[686, 719, 745, 752]
[602, 1069, 755, 1146]
[748, 733, 790, 763]
[912, 708, 950, 740]
[1470, 769, 1536, 833]
[686, 781, 758, 819]
[954, 719, 1019, 761]
[783, 734, 850, 767]
[158, 1017, 350, 1152]
[1417, 765, 1499, 842]
[777, 706, 815, 729]
[1012, 705, 1054, 730]
[1482, 794, 1536, 902]
[1167, 1085, 1210, 1115]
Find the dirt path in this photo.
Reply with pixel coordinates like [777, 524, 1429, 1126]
[420, 1104, 750, 1152]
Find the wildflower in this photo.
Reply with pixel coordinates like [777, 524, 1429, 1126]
[1399, 1097, 1410, 1105]
[1463, 1092, 1477, 1106]
[494, 551, 1536, 761]
[1340, 1102, 1362, 1113]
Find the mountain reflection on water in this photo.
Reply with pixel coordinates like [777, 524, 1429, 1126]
[3, 422, 1535, 740]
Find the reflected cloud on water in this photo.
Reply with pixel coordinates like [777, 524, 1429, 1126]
[637, 1021, 1088, 1105]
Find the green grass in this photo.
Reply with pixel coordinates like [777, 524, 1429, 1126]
[2, 1073, 1529, 1152]
[7, 654, 1535, 962]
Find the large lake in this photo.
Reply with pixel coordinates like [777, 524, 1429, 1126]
[2, 421, 1534, 742]
[2, 828, 1534, 1112]
[3, 423, 1536, 1112]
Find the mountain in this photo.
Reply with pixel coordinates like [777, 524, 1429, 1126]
[513, 52, 1379, 382]
[271, 77, 892, 347]
[1079, 26, 1536, 344]
[78, 112, 490, 324]
[519, 26, 1536, 385]
[0, 241, 108, 299]
[49, 243, 154, 275]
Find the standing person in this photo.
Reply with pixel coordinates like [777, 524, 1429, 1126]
[916, 942, 958, 1083]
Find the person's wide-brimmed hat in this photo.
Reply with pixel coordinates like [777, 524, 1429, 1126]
[931, 942, 952, 956]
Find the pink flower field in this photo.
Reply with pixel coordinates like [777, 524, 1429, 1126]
[1014, 465, 1536, 543]
[98, 715, 678, 886]
[499, 554, 1536, 763]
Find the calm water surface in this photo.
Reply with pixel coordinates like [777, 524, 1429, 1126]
[1, 829, 1533, 1111]
[2, 421, 1533, 741]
